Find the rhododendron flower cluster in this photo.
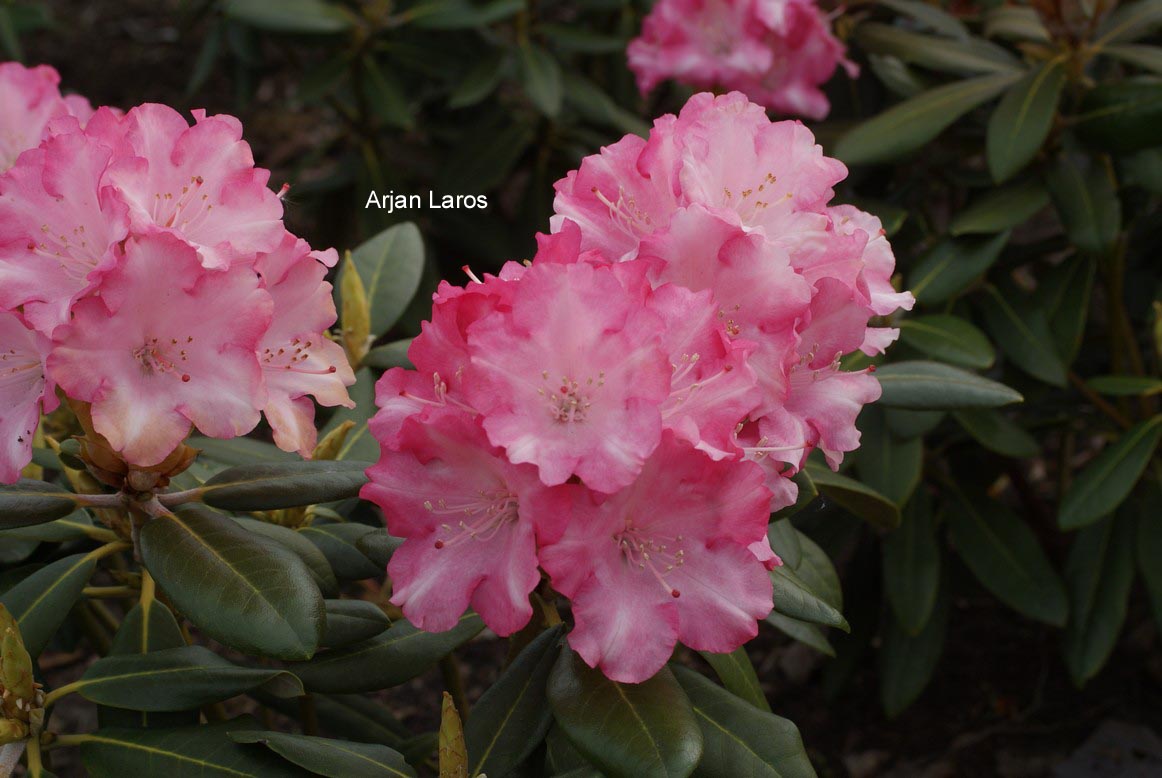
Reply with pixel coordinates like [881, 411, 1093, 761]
[627, 0, 857, 119]
[0, 62, 354, 483]
[363, 91, 912, 683]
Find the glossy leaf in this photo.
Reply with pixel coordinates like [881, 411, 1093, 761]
[1063, 514, 1135, 685]
[347, 223, 425, 337]
[986, 59, 1066, 182]
[854, 23, 1019, 76]
[875, 361, 1023, 410]
[322, 599, 391, 648]
[361, 339, 414, 370]
[882, 492, 942, 635]
[908, 232, 1009, 304]
[765, 612, 835, 657]
[466, 625, 564, 778]
[188, 436, 295, 467]
[880, 580, 949, 717]
[806, 463, 901, 530]
[770, 556, 849, 631]
[949, 179, 1050, 235]
[355, 530, 404, 567]
[946, 494, 1068, 626]
[0, 509, 99, 542]
[673, 666, 815, 778]
[1047, 155, 1121, 255]
[1058, 416, 1162, 530]
[222, 0, 352, 33]
[952, 409, 1039, 458]
[698, 647, 770, 713]
[99, 598, 193, 730]
[294, 613, 484, 693]
[139, 506, 325, 660]
[231, 731, 416, 778]
[547, 650, 702, 778]
[0, 552, 96, 656]
[1038, 253, 1096, 365]
[979, 285, 1067, 386]
[236, 518, 339, 597]
[0, 479, 82, 528]
[767, 519, 803, 570]
[197, 460, 370, 511]
[856, 406, 923, 507]
[518, 42, 563, 117]
[300, 523, 383, 580]
[898, 315, 995, 369]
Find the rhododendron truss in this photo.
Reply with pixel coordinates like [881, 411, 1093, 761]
[362, 91, 911, 683]
[627, 0, 857, 119]
[0, 62, 354, 483]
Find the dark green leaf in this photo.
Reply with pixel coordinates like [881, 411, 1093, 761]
[1094, 0, 1162, 45]
[518, 43, 563, 117]
[0, 479, 82, 528]
[189, 436, 295, 467]
[885, 408, 945, 439]
[949, 179, 1051, 235]
[300, 523, 382, 580]
[294, 613, 483, 693]
[875, 361, 1023, 409]
[439, 121, 533, 193]
[806, 463, 901, 530]
[880, 0, 970, 38]
[868, 54, 929, 99]
[197, 460, 370, 511]
[140, 506, 325, 660]
[362, 56, 414, 130]
[466, 625, 564, 778]
[1063, 513, 1135, 685]
[449, 53, 507, 109]
[230, 731, 416, 777]
[767, 520, 803, 570]
[1135, 489, 1162, 635]
[697, 647, 770, 713]
[882, 491, 941, 635]
[548, 650, 702, 778]
[1102, 43, 1162, 73]
[1038, 253, 1096, 364]
[984, 6, 1050, 42]
[880, 580, 949, 717]
[908, 232, 1009, 304]
[979, 285, 1067, 386]
[855, 23, 1019, 76]
[986, 59, 1066, 182]
[1058, 416, 1162, 530]
[856, 406, 923, 506]
[1076, 81, 1162, 153]
[100, 598, 193, 730]
[764, 612, 835, 657]
[236, 518, 339, 597]
[323, 367, 379, 462]
[542, 24, 628, 53]
[898, 315, 995, 369]
[952, 409, 1039, 458]
[0, 7, 21, 60]
[222, 0, 353, 33]
[1087, 375, 1162, 396]
[563, 73, 650, 137]
[771, 469, 818, 523]
[322, 599, 391, 648]
[355, 530, 403, 567]
[0, 510, 97, 542]
[1046, 155, 1121, 255]
[348, 222, 425, 338]
[409, 0, 525, 30]
[361, 339, 414, 370]
[0, 552, 96, 656]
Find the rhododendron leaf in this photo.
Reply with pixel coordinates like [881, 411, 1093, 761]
[949, 179, 1051, 235]
[410, 0, 525, 30]
[1135, 489, 1162, 635]
[1058, 416, 1162, 530]
[75, 646, 304, 711]
[0, 552, 95, 656]
[1046, 155, 1121, 256]
[884, 409, 945, 439]
[984, 6, 1049, 42]
[946, 493, 1068, 627]
[355, 530, 404, 567]
[466, 624, 564, 778]
[1063, 513, 1135, 686]
[908, 233, 1009, 304]
[230, 731, 417, 778]
[1094, 0, 1162, 46]
[880, 580, 949, 717]
[952, 410, 1039, 459]
[322, 367, 379, 462]
[347, 222, 425, 338]
[250, 691, 414, 751]
[874, 361, 1023, 410]
[805, 464, 901, 530]
[766, 520, 803, 570]
[882, 490, 941, 636]
[79, 719, 301, 778]
[362, 339, 415, 370]
[697, 647, 770, 713]
[1076, 81, 1162, 154]
[1036, 253, 1095, 366]
[770, 564, 849, 632]
[293, 613, 483, 693]
[764, 612, 835, 657]
[880, 0, 971, 39]
[362, 55, 414, 131]
[139, 506, 325, 660]
[0, 7, 20, 59]
[856, 406, 923, 507]
[235, 518, 339, 597]
[189, 436, 296, 467]
[222, 0, 353, 34]
[898, 315, 995, 370]
[672, 666, 814, 778]
[835, 72, 1021, 165]
[547, 649, 702, 778]
[0, 479, 84, 528]
[1102, 43, 1162, 74]
[979, 286, 1067, 387]
[986, 59, 1066, 183]
[563, 73, 650, 137]
[1087, 375, 1162, 396]
[0, 509, 98, 543]
[854, 24, 1020, 76]
[196, 460, 370, 511]
[518, 42, 563, 117]
[299, 523, 382, 580]
[321, 599, 391, 648]
[448, 51, 508, 108]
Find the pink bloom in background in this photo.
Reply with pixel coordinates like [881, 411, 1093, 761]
[0, 63, 92, 172]
[0, 311, 57, 483]
[627, 0, 856, 120]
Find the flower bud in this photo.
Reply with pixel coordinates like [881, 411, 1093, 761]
[0, 604, 41, 745]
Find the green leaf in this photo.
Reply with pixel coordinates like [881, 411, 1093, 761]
[236, 518, 339, 597]
[1076, 81, 1162, 153]
[882, 491, 942, 635]
[362, 55, 414, 130]
[908, 232, 1009, 304]
[294, 613, 483, 693]
[299, 523, 382, 580]
[1058, 416, 1162, 530]
[1095, 0, 1162, 46]
[1087, 375, 1162, 396]
[770, 562, 848, 632]
[1046, 155, 1121, 255]
[885, 408, 945, 439]
[672, 666, 815, 778]
[139, 506, 325, 660]
[563, 72, 650, 137]
[986, 59, 1066, 182]
[323, 367, 379, 462]
[548, 650, 702, 778]
[348, 222, 425, 338]
[1102, 43, 1162, 73]
[946, 494, 1068, 626]
[322, 599, 391, 648]
[868, 54, 929, 99]
[856, 406, 923, 507]
[355, 530, 403, 567]
[0, 479, 83, 528]
[771, 470, 818, 523]
[230, 731, 416, 777]
[952, 409, 1039, 458]
[1038, 253, 1096, 365]
[806, 463, 901, 530]
[99, 598, 193, 730]
[764, 612, 835, 657]
[0, 552, 96, 656]
[979, 285, 1067, 386]
[542, 24, 629, 53]
[879, 580, 948, 717]
[874, 361, 1023, 410]
[80, 719, 304, 777]
[189, 436, 295, 467]
[76, 646, 303, 711]
[854, 23, 1018, 76]
[1135, 489, 1162, 635]
[697, 647, 770, 713]
[222, 0, 352, 33]
[835, 72, 1021, 165]
[448, 51, 508, 108]
[898, 315, 995, 370]
[880, 0, 970, 38]
[767, 520, 803, 570]
[1063, 513, 1135, 685]
[466, 625, 563, 777]
[0, 6, 21, 60]
[518, 42, 562, 117]
[196, 460, 369, 511]
[0, 509, 97, 542]
[409, 0, 525, 30]
[984, 6, 1050, 42]
[949, 179, 1051, 235]
[439, 119, 533, 193]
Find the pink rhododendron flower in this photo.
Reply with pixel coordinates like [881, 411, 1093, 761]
[48, 232, 272, 467]
[362, 403, 560, 636]
[0, 311, 57, 483]
[537, 435, 774, 682]
[102, 104, 285, 270]
[0, 63, 93, 172]
[255, 233, 355, 457]
[627, 0, 856, 119]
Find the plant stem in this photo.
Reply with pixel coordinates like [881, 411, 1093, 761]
[82, 585, 137, 599]
[1067, 371, 1133, 430]
[155, 488, 203, 508]
[44, 678, 84, 708]
[299, 694, 320, 736]
[0, 743, 24, 778]
[25, 738, 43, 778]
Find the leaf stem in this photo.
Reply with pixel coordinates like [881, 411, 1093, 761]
[43, 678, 84, 708]
[1067, 371, 1133, 430]
[82, 585, 137, 599]
[155, 488, 203, 508]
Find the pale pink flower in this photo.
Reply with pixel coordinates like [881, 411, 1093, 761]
[255, 233, 355, 457]
[462, 260, 671, 493]
[0, 311, 57, 484]
[102, 104, 285, 270]
[0, 63, 70, 172]
[362, 404, 561, 636]
[48, 232, 272, 467]
[537, 435, 774, 683]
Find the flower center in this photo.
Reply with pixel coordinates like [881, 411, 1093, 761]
[539, 371, 602, 424]
[719, 172, 793, 225]
[152, 175, 213, 232]
[133, 336, 192, 382]
[425, 488, 519, 549]
[28, 222, 102, 282]
[615, 518, 685, 598]
[590, 185, 653, 240]
[260, 337, 339, 376]
[0, 347, 43, 395]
